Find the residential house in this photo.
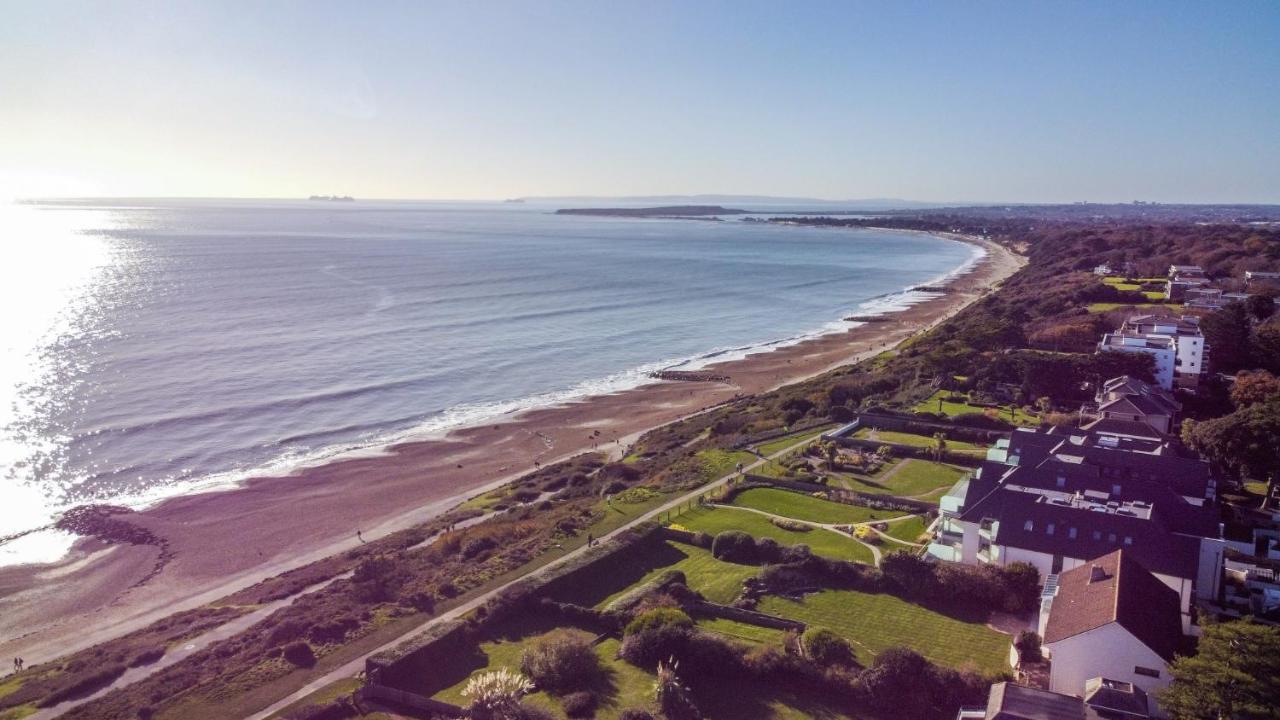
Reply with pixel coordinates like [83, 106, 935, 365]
[1041, 551, 1186, 713]
[1244, 270, 1280, 288]
[956, 680, 1151, 720]
[1098, 315, 1205, 390]
[1091, 375, 1180, 436]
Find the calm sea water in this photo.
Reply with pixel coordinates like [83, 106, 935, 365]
[0, 199, 976, 561]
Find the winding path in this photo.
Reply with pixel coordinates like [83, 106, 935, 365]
[706, 503, 928, 565]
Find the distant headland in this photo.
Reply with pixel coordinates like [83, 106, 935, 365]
[555, 205, 747, 218]
[309, 195, 355, 202]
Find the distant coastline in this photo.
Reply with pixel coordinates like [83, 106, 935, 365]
[308, 195, 355, 202]
[556, 205, 747, 217]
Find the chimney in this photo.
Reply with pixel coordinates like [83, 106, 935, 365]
[1089, 565, 1108, 583]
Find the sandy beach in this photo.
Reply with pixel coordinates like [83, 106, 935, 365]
[0, 231, 1023, 663]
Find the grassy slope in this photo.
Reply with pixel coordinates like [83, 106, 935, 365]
[674, 505, 874, 564]
[758, 590, 1008, 673]
[754, 425, 837, 456]
[550, 540, 757, 607]
[881, 516, 929, 545]
[856, 428, 989, 456]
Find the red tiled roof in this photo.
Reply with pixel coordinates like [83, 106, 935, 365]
[1043, 550, 1183, 661]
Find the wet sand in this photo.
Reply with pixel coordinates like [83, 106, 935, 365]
[0, 231, 1023, 663]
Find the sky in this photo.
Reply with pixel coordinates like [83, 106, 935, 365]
[1, 0, 1278, 204]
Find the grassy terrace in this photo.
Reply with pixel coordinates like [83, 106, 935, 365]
[696, 617, 789, 645]
[696, 448, 759, 479]
[673, 505, 875, 564]
[730, 487, 900, 525]
[853, 427, 990, 457]
[757, 590, 1008, 673]
[911, 390, 1040, 427]
[843, 459, 967, 499]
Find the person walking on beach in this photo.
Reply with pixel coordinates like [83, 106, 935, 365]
[356, 530, 364, 543]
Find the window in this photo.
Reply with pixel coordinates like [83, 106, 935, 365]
[1134, 666, 1160, 678]
[1056, 476, 1066, 488]
[1068, 527, 1078, 539]
[1046, 523, 1055, 535]
[1112, 484, 1122, 495]
[1108, 533, 1117, 543]
[1124, 536, 1133, 545]
[1093, 530, 1102, 540]
[1024, 520, 1034, 531]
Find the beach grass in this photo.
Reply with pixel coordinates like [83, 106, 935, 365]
[673, 505, 874, 564]
[696, 448, 759, 480]
[1086, 302, 1183, 313]
[757, 590, 1008, 673]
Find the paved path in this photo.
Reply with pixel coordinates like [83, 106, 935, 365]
[245, 433, 822, 720]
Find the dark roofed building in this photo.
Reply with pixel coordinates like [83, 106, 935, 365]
[956, 681, 1150, 720]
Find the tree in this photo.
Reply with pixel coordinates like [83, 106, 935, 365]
[932, 432, 947, 461]
[1202, 303, 1254, 373]
[1253, 319, 1280, 374]
[1246, 293, 1277, 321]
[1231, 370, 1280, 409]
[801, 627, 855, 666]
[1185, 399, 1280, 506]
[1158, 620, 1280, 720]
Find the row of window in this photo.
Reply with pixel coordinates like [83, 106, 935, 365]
[1021, 519, 1134, 545]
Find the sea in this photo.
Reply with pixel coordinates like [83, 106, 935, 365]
[0, 199, 979, 565]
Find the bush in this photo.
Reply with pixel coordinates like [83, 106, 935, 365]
[711, 530, 757, 563]
[802, 627, 855, 666]
[770, 517, 811, 533]
[625, 607, 693, 637]
[520, 629, 601, 694]
[462, 536, 498, 559]
[282, 641, 317, 668]
[561, 691, 597, 718]
[1014, 630, 1042, 663]
[619, 710, 655, 720]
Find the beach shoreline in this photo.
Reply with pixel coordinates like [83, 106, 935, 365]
[0, 230, 1023, 663]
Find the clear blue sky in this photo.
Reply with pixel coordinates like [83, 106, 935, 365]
[2, 0, 1278, 202]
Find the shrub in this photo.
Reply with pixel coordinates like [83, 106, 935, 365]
[655, 659, 701, 720]
[802, 628, 855, 667]
[711, 530, 757, 563]
[625, 608, 693, 637]
[770, 517, 812, 532]
[462, 536, 498, 559]
[619, 710, 656, 720]
[282, 641, 316, 668]
[520, 629, 601, 694]
[561, 691, 597, 718]
[463, 669, 535, 716]
[1014, 630, 1042, 663]
[268, 619, 308, 646]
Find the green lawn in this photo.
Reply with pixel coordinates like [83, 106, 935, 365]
[871, 460, 968, 498]
[674, 505, 874, 564]
[912, 391, 1040, 427]
[754, 425, 837, 457]
[730, 487, 899, 524]
[757, 590, 1009, 673]
[696, 617, 789, 645]
[854, 428, 989, 456]
[881, 516, 929, 545]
